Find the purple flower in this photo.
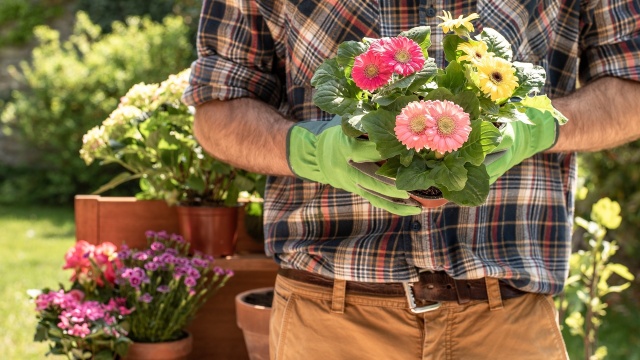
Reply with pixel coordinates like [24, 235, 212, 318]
[175, 257, 189, 266]
[191, 258, 209, 268]
[164, 248, 178, 255]
[225, 269, 235, 277]
[214, 266, 225, 276]
[174, 266, 189, 277]
[158, 253, 176, 264]
[145, 230, 157, 238]
[170, 233, 185, 243]
[139, 293, 153, 303]
[133, 252, 149, 261]
[184, 277, 197, 287]
[144, 262, 159, 271]
[129, 275, 142, 288]
[132, 267, 146, 279]
[187, 267, 201, 279]
[156, 231, 169, 240]
[156, 285, 170, 293]
[150, 241, 165, 252]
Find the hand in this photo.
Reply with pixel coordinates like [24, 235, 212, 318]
[484, 108, 559, 184]
[287, 116, 420, 216]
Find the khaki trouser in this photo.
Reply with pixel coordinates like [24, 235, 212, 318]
[270, 274, 568, 360]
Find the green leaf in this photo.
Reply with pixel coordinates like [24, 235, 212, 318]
[380, 94, 420, 112]
[479, 28, 513, 61]
[186, 175, 205, 193]
[376, 156, 401, 178]
[436, 61, 466, 94]
[399, 26, 431, 55]
[341, 113, 366, 137]
[312, 79, 360, 116]
[443, 34, 463, 63]
[336, 41, 368, 69]
[373, 92, 403, 106]
[453, 90, 480, 119]
[431, 154, 468, 192]
[457, 120, 501, 165]
[396, 157, 437, 191]
[310, 59, 343, 87]
[424, 88, 454, 102]
[520, 94, 569, 125]
[361, 109, 406, 159]
[399, 149, 415, 166]
[92, 172, 142, 195]
[94, 350, 114, 360]
[606, 263, 635, 281]
[511, 61, 546, 98]
[494, 103, 533, 124]
[479, 96, 500, 115]
[406, 58, 438, 93]
[440, 163, 490, 206]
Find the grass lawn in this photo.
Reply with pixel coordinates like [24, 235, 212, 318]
[0, 205, 75, 360]
[0, 205, 637, 359]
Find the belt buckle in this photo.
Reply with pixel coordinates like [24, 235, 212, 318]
[402, 282, 442, 314]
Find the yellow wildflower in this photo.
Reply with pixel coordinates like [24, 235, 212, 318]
[437, 11, 480, 35]
[457, 40, 489, 64]
[476, 56, 519, 101]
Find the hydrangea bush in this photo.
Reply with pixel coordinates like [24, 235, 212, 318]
[311, 12, 567, 206]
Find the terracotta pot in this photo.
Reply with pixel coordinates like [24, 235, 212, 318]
[408, 191, 449, 208]
[177, 205, 239, 258]
[235, 287, 274, 360]
[123, 332, 193, 360]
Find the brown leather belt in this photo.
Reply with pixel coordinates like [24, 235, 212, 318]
[278, 268, 526, 309]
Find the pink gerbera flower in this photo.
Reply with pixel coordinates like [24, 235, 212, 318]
[394, 100, 432, 151]
[351, 50, 393, 92]
[423, 100, 472, 153]
[379, 37, 425, 76]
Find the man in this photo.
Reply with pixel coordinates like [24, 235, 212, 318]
[183, 1, 640, 359]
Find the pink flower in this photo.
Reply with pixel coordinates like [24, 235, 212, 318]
[378, 36, 425, 76]
[351, 50, 393, 92]
[423, 100, 472, 153]
[394, 100, 433, 150]
[63, 241, 94, 271]
[139, 293, 153, 303]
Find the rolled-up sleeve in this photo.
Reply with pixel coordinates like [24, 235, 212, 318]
[182, 0, 282, 107]
[579, 0, 640, 84]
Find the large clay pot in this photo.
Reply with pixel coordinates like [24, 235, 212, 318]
[235, 287, 273, 360]
[177, 205, 239, 258]
[123, 332, 193, 360]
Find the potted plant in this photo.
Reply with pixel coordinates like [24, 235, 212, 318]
[31, 241, 133, 359]
[115, 230, 234, 360]
[80, 70, 264, 256]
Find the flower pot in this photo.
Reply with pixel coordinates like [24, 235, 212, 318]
[177, 205, 239, 258]
[123, 332, 193, 360]
[408, 188, 448, 208]
[235, 287, 273, 360]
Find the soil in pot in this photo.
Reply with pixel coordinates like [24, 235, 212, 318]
[409, 186, 448, 208]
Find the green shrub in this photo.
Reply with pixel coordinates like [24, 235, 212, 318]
[578, 145, 640, 259]
[0, 11, 193, 205]
[0, 0, 66, 47]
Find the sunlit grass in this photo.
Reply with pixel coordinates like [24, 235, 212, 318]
[0, 205, 75, 360]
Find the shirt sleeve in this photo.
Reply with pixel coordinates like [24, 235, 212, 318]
[182, 0, 283, 107]
[579, 0, 640, 84]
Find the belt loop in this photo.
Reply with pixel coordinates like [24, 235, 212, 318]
[331, 279, 347, 314]
[485, 277, 504, 311]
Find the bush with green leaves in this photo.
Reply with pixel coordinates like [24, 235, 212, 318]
[558, 197, 635, 360]
[0, 11, 193, 204]
[0, 0, 67, 47]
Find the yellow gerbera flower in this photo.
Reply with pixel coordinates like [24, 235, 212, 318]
[476, 56, 519, 101]
[457, 40, 489, 64]
[437, 11, 480, 35]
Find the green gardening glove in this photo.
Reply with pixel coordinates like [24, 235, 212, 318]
[484, 108, 559, 184]
[287, 116, 420, 216]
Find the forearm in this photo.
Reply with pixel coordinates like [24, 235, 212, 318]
[550, 77, 640, 152]
[193, 98, 294, 176]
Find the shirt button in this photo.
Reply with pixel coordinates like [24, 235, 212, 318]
[411, 221, 422, 231]
[426, 7, 437, 18]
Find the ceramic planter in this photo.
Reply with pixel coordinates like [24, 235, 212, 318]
[177, 205, 239, 258]
[235, 287, 273, 360]
[123, 332, 193, 360]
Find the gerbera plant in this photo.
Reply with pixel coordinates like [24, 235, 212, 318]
[311, 12, 567, 206]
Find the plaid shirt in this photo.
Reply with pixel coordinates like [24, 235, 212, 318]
[184, 0, 640, 294]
